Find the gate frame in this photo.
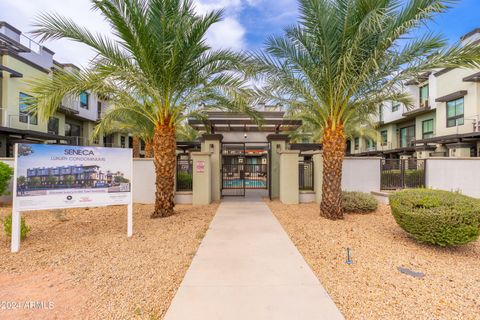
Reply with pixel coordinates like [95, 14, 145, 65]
[221, 142, 270, 197]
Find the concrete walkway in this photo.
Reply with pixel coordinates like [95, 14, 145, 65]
[164, 193, 344, 320]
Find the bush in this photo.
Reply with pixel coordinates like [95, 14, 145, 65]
[176, 172, 192, 190]
[341, 191, 378, 213]
[0, 162, 13, 195]
[2, 215, 30, 240]
[390, 189, 480, 246]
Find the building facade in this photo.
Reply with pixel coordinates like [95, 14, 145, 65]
[0, 21, 131, 157]
[348, 28, 480, 159]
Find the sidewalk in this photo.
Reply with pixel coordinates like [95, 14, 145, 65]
[164, 194, 344, 320]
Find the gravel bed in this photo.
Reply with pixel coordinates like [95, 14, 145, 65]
[266, 200, 480, 320]
[0, 203, 218, 319]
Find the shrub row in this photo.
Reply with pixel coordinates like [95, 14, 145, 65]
[341, 191, 378, 213]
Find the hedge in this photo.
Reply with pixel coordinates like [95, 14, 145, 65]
[342, 191, 378, 213]
[390, 189, 480, 246]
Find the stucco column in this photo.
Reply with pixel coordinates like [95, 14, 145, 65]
[191, 152, 212, 205]
[201, 134, 222, 201]
[312, 152, 323, 204]
[1, 56, 10, 127]
[267, 134, 289, 199]
[279, 150, 300, 204]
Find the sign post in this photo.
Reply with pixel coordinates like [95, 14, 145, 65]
[11, 143, 133, 253]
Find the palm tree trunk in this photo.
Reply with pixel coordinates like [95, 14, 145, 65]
[144, 138, 154, 158]
[132, 137, 141, 158]
[320, 122, 346, 220]
[151, 123, 176, 218]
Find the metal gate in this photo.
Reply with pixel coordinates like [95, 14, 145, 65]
[381, 158, 426, 190]
[221, 143, 268, 197]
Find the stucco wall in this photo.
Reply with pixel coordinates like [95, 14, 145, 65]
[341, 157, 381, 193]
[426, 158, 480, 198]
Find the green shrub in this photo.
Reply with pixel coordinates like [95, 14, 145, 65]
[341, 191, 378, 213]
[0, 162, 13, 195]
[2, 215, 30, 240]
[390, 189, 480, 246]
[176, 172, 192, 190]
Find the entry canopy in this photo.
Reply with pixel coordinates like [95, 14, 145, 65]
[188, 111, 302, 133]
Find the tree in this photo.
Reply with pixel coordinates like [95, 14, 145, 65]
[251, 0, 480, 219]
[29, 177, 41, 188]
[176, 123, 200, 141]
[29, 0, 256, 217]
[64, 175, 75, 187]
[45, 175, 58, 188]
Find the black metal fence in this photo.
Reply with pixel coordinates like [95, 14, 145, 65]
[299, 160, 314, 190]
[176, 159, 193, 191]
[380, 158, 425, 190]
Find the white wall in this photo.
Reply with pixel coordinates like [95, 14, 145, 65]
[426, 158, 480, 198]
[341, 157, 381, 192]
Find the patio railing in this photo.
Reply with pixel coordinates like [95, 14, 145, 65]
[176, 159, 193, 191]
[299, 160, 314, 190]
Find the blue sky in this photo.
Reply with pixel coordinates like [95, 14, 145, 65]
[0, 0, 479, 66]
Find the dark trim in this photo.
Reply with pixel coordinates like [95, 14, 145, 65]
[0, 126, 75, 142]
[0, 21, 21, 35]
[445, 142, 475, 149]
[0, 49, 51, 73]
[402, 106, 431, 117]
[0, 64, 22, 77]
[42, 46, 55, 55]
[202, 133, 223, 142]
[414, 145, 436, 152]
[414, 131, 480, 144]
[290, 143, 322, 152]
[460, 28, 480, 40]
[433, 68, 454, 77]
[435, 90, 468, 102]
[266, 134, 290, 142]
[462, 71, 480, 82]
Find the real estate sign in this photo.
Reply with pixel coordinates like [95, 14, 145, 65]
[11, 144, 133, 252]
[13, 144, 132, 210]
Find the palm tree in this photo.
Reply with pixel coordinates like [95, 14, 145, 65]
[29, 0, 255, 217]
[93, 98, 156, 158]
[251, 0, 480, 219]
[288, 104, 379, 144]
[176, 123, 200, 141]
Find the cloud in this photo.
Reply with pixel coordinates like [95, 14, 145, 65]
[205, 17, 246, 51]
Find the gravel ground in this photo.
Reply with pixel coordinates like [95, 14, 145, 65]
[266, 200, 480, 320]
[0, 203, 218, 319]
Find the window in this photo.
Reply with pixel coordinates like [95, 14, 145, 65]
[48, 117, 59, 135]
[446, 98, 464, 127]
[65, 122, 81, 137]
[392, 103, 400, 112]
[19, 92, 38, 125]
[380, 130, 388, 146]
[121, 136, 126, 148]
[399, 125, 415, 148]
[97, 101, 102, 119]
[80, 91, 89, 109]
[422, 119, 434, 139]
[419, 84, 429, 106]
[367, 139, 376, 150]
[354, 137, 359, 150]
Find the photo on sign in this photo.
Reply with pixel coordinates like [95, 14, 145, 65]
[15, 144, 131, 203]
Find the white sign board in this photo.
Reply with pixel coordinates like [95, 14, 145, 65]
[196, 160, 205, 173]
[11, 144, 133, 252]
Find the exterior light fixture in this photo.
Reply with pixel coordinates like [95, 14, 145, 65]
[244, 133, 247, 139]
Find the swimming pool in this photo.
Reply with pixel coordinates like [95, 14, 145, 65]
[223, 179, 266, 188]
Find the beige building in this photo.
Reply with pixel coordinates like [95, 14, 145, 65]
[0, 21, 130, 157]
[349, 28, 480, 159]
